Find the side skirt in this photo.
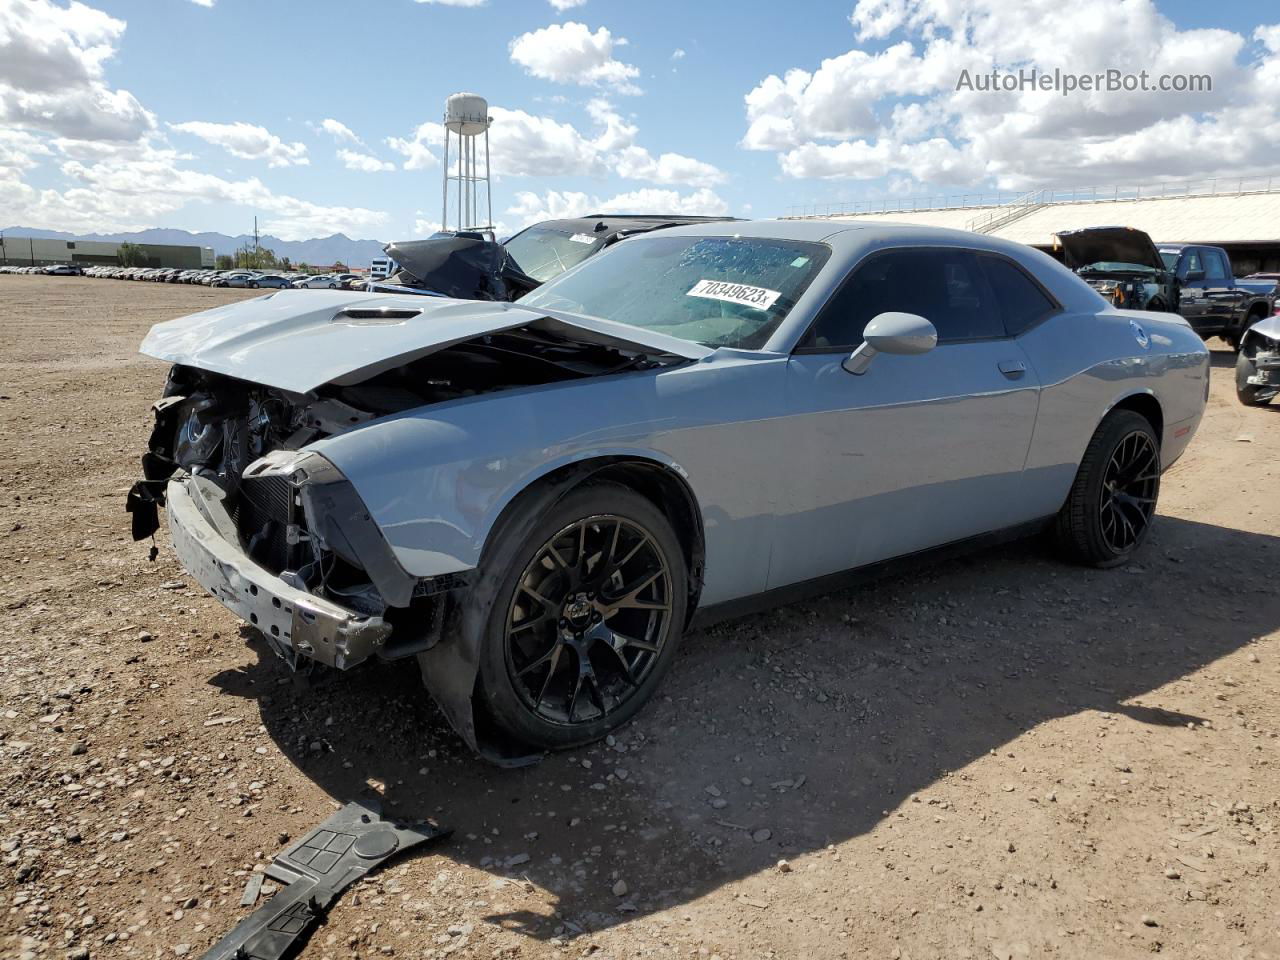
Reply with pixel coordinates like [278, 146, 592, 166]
[688, 516, 1055, 631]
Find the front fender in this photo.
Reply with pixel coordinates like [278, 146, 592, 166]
[306, 355, 788, 607]
[310, 388, 690, 579]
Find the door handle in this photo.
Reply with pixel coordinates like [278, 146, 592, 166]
[998, 359, 1026, 379]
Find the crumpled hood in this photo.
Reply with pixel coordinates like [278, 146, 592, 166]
[140, 289, 710, 393]
[1054, 226, 1166, 272]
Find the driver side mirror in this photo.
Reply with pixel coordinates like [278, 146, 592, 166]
[843, 312, 938, 375]
[1184, 269, 1205, 282]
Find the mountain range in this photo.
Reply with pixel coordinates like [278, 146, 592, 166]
[1, 226, 388, 266]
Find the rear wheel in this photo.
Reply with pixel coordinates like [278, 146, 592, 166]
[1054, 409, 1161, 567]
[475, 484, 687, 751]
[1236, 345, 1272, 406]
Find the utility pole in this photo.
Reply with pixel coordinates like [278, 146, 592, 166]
[254, 216, 260, 268]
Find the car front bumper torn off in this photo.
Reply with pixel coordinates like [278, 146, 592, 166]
[166, 475, 390, 668]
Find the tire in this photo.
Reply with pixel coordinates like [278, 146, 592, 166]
[1236, 346, 1272, 406]
[1054, 409, 1161, 568]
[474, 482, 688, 751]
[327, 282, 336, 289]
[1229, 311, 1263, 353]
[249, 280, 259, 289]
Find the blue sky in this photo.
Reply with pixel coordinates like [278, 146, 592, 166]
[2, 0, 1278, 241]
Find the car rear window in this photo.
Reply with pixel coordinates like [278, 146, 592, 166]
[979, 255, 1059, 336]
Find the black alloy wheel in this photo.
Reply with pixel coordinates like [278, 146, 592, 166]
[504, 514, 672, 726]
[474, 483, 687, 750]
[1097, 430, 1159, 553]
[1055, 409, 1161, 567]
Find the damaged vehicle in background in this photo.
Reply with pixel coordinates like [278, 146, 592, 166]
[127, 220, 1209, 764]
[367, 214, 734, 301]
[1053, 226, 1179, 314]
[1237, 313, 1280, 406]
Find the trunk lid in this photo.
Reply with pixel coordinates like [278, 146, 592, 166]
[140, 290, 711, 393]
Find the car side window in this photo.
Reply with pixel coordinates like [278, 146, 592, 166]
[978, 255, 1059, 336]
[1183, 249, 1202, 276]
[798, 248, 1004, 350]
[1203, 249, 1227, 281]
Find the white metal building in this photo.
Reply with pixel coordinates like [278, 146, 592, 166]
[792, 176, 1280, 273]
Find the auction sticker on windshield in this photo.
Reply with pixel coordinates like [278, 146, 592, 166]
[569, 233, 597, 244]
[686, 279, 781, 311]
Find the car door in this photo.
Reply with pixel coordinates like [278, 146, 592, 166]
[770, 247, 1047, 589]
[1201, 248, 1239, 329]
[1177, 248, 1209, 327]
[1203, 248, 1244, 330]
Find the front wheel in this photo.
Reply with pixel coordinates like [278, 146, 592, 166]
[1237, 347, 1272, 406]
[1054, 409, 1161, 567]
[249, 280, 259, 288]
[327, 282, 336, 289]
[475, 484, 687, 751]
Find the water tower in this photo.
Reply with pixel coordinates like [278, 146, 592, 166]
[442, 92, 493, 233]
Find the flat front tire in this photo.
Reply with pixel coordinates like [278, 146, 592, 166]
[1054, 409, 1161, 567]
[475, 483, 687, 751]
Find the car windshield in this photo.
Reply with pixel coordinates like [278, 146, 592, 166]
[518, 234, 831, 350]
[1159, 251, 1180, 271]
[504, 225, 603, 282]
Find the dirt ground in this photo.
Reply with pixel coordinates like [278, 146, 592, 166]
[1, 274, 1277, 960]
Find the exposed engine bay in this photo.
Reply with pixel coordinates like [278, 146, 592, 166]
[1051, 225, 1178, 313]
[127, 326, 678, 639]
[1074, 268, 1179, 312]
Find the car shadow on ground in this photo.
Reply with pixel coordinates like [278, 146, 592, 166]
[207, 514, 1278, 941]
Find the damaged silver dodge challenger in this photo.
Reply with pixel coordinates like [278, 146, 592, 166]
[129, 220, 1210, 763]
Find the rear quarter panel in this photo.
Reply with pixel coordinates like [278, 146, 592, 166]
[1017, 308, 1209, 518]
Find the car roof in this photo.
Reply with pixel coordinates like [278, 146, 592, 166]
[523, 214, 738, 241]
[614, 218, 1102, 352]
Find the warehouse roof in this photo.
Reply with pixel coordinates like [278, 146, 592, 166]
[798, 177, 1280, 247]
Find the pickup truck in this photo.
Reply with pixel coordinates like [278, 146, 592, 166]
[1157, 243, 1278, 349]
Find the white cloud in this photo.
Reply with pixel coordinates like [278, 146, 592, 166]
[671, 48, 686, 60]
[742, 0, 1280, 188]
[170, 120, 309, 167]
[189, 0, 214, 7]
[320, 118, 360, 144]
[412, 213, 443, 235]
[389, 102, 725, 189]
[489, 106, 604, 176]
[338, 148, 395, 173]
[0, 0, 154, 141]
[385, 121, 444, 170]
[388, 102, 725, 189]
[509, 22, 641, 94]
[507, 187, 728, 228]
[549, 0, 588, 10]
[2, 139, 385, 239]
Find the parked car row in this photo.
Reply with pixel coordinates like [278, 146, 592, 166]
[0, 264, 83, 275]
[0, 264, 371, 288]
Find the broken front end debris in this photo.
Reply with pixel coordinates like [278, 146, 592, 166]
[126, 297, 697, 763]
[199, 801, 450, 960]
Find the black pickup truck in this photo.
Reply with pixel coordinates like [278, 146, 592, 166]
[1052, 228, 1277, 349]
[1157, 243, 1277, 349]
